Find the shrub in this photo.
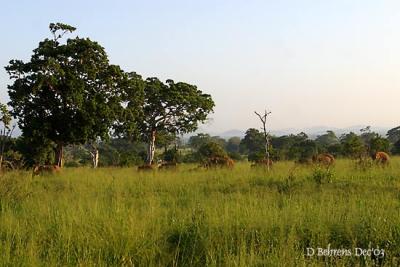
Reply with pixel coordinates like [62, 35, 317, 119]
[248, 151, 265, 162]
[197, 142, 227, 160]
[309, 167, 334, 185]
[163, 148, 182, 163]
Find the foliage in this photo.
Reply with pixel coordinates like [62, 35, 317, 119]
[197, 142, 227, 160]
[0, 103, 12, 129]
[163, 148, 181, 163]
[121, 77, 215, 164]
[226, 137, 241, 153]
[6, 23, 137, 166]
[369, 136, 390, 156]
[247, 150, 265, 162]
[239, 128, 264, 154]
[386, 126, 400, 144]
[392, 139, 400, 155]
[340, 132, 366, 158]
[227, 151, 242, 161]
[315, 131, 339, 147]
[309, 167, 334, 185]
[156, 131, 177, 150]
[188, 134, 212, 150]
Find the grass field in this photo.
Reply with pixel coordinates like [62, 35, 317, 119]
[0, 159, 399, 266]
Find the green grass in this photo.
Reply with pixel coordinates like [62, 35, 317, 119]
[0, 159, 400, 266]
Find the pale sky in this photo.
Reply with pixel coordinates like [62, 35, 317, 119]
[1, 0, 399, 133]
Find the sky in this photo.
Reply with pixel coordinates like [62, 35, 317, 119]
[1, 0, 400, 133]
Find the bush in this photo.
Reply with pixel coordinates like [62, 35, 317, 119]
[248, 151, 265, 162]
[182, 152, 199, 163]
[309, 167, 334, 185]
[355, 157, 374, 171]
[228, 152, 242, 161]
[197, 142, 227, 160]
[163, 148, 182, 163]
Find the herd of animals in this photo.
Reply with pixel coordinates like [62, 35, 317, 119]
[31, 151, 391, 175]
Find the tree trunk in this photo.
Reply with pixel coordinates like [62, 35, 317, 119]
[0, 154, 3, 172]
[147, 130, 156, 165]
[55, 143, 64, 167]
[91, 147, 99, 168]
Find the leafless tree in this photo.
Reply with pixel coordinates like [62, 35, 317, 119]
[254, 110, 272, 171]
[84, 140, 100, 168]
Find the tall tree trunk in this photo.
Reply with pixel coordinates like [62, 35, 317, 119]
[55, 143, 63, 167]
[147, 130, 156, 165]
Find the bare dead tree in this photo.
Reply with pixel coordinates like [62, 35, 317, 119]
[254, 110, 272, 171]
[84, 140, 100, 168]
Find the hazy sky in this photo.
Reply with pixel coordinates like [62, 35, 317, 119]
[1, 0, 399, 133]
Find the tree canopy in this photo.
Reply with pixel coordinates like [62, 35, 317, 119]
[122, 77, 215, 164]
[5, 23, 137, 166]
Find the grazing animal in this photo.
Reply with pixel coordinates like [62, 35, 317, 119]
[374, 152, 390, 165]
[251, 158, 273, 168]
[137, 164, 156, 171]
[158, 161, 178, 170]
[313, 153, 335, 166]
[203, 156, 234, 169]
[32, 165, 61, 176]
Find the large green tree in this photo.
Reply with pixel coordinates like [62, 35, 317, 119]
[122, 77, 214, 164]
[6, 23, 133, 167]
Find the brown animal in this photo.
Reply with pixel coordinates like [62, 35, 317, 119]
[203, 156, 234, 169]
[137, 164, 156, 171]
[32, 165, 61, 176]
[374, 152, 390, 165]
[251, 158, 273, 168]
[313, 153, 335, 166]
[158, 161, 178, 170]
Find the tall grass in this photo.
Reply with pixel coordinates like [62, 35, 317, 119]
[0, 159, 399, 266]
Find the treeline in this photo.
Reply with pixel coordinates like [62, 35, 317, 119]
[1, 125, 398, 169]
[183, 126, 398, 164]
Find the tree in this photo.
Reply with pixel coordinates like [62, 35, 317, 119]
[123, 77, 214, 164]
[391, 139, 400, 155]
[210, 136, 227, 148]
[340, 132, 365, 159]
[6, 23, 131, 167]
[226, 137, 241, 153]
[188, 133, 212, 150]
[240, 128, 265, 162]
[369, 136, 390, 156]
[254, 110, 272, 170]
[387, 126, 400, 144]
[197, 142, 227, 160]
[240, 128, 264, 153]
[315, 131, 339, 147]
[156, 130, 178, 152]
[296, 139, 317, 163]
[0, 103, 15, 170]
